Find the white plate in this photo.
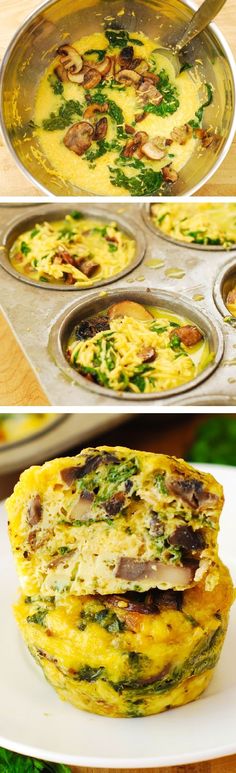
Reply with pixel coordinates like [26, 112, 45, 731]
[0, 462, 236, 768]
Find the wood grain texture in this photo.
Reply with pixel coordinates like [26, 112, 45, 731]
[0, 310, 49, 405]
[70, 760, 236, 773]
[0, 0, 235, 196]
[71, 760, 236, 773]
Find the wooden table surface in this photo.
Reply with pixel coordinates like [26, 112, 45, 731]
[1, 414, 236, 772]
[0, 0, 235, 196]
[0, 310, 49, 405]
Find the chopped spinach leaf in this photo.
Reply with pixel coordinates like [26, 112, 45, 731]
[180, 61, 192, 72]
[144, 69, 179, 117]
[105, 28, 144, 48]
[48, 73, 64, 95]
[30, 227, 40, 238]
[188, 83, 213, 129]
[84, 48, 107, 61]
[26, 608, 48, 626]
[42, 99, 83, 131]
[109, 163, 163, 196]
[107, 458, 139, 484]
[155, 472, 167, 494]
[70, 210, 84, 219]
[20, 241, 31, 256]
[76, 665, 105, 682]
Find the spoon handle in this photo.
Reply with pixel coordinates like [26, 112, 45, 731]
[175, 0, 227, 52]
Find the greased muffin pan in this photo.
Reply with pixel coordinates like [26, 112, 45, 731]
[0, 202, 235, 406]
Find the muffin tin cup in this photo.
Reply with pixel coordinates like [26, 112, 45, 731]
[213, 256, 236, 320]
[142, 205, 236, 252]
[48, 287, 224, 402]
[0, 204, 146, 291]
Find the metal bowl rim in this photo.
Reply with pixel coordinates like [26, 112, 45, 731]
[0, 204, 146, 291]
[142, 204, 236, 252]
[0, 0, 236, 198]
[213, 255, 236, 317]
[48, 286, 224, 401]
[0, 414, 66, 453]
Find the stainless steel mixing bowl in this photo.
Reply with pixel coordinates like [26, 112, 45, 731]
[0, 204, 146, 290]
[0, 0, 236, 196]
[48, 287, 224, 400]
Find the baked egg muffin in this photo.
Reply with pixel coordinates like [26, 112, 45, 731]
[7, 446, 223, 599]
[14, 560, 233, 717]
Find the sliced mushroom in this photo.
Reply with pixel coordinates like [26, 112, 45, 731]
[135, 112, 146, 123]
[141, 140, 166, 160]
[115, 557, 195, 586]
[84, 102, 109, 119]
[168, 525, 205, 551]
[65, 275, 76, 285]
[54, 248, 75, 265]
[122, 131, 148, 158]
[162, 164, 178, 183]
[201, 131, 221, 149]
[138, 80, 163, 105]
[170, 124, 192, 145]
[118, 46, 134, 68]
[54, 64, 68, 83]
[138, 346, 156, 363]
[27, 495, 42, 527]
[74, 317, 110, 341]
[67, 489, 94, 521]
[227, 287, 236, 305]
[67, 70, 86, 84]
[95, 56, 112, 76]
[77, 258, 99, 278]
[94, 116, 108, 141]
[170, 325, 203, 347]
[57, 45, 83, 74]
[104, 492, 126, 516]
[48, 548, 76, 569]
[116, 69, 141, 85]
[166, 475, 218, 509]
[108, 300, 154, 322]
[140, 71, 160, 84]
[83, 68, 102, 89]
[60, 452, 119, 485]
[125, 123, 135, 135]
[135, 60, 152, 75]
[63, 121, 94, 156]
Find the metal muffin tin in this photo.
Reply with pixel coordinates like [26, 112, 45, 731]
[142, 205, 236, 252]
[213, 257, 236, 319]
[0, 204, 146, 291]
[0, 202, 236, 407]
[0, 0, 236, 197]
[49, 287, 223, 402]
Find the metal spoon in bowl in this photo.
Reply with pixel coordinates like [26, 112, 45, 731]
[153, 0, 227, 75]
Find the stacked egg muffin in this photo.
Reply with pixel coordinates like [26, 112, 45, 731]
[7, 446, 234, 717]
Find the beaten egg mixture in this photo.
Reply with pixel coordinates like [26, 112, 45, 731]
[67, 301, 212, 394]
[9, 211, 135, 287]
[150, 203, 236, 247]
[14, 561, 233, 716]
[34, 29, 207, 196]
